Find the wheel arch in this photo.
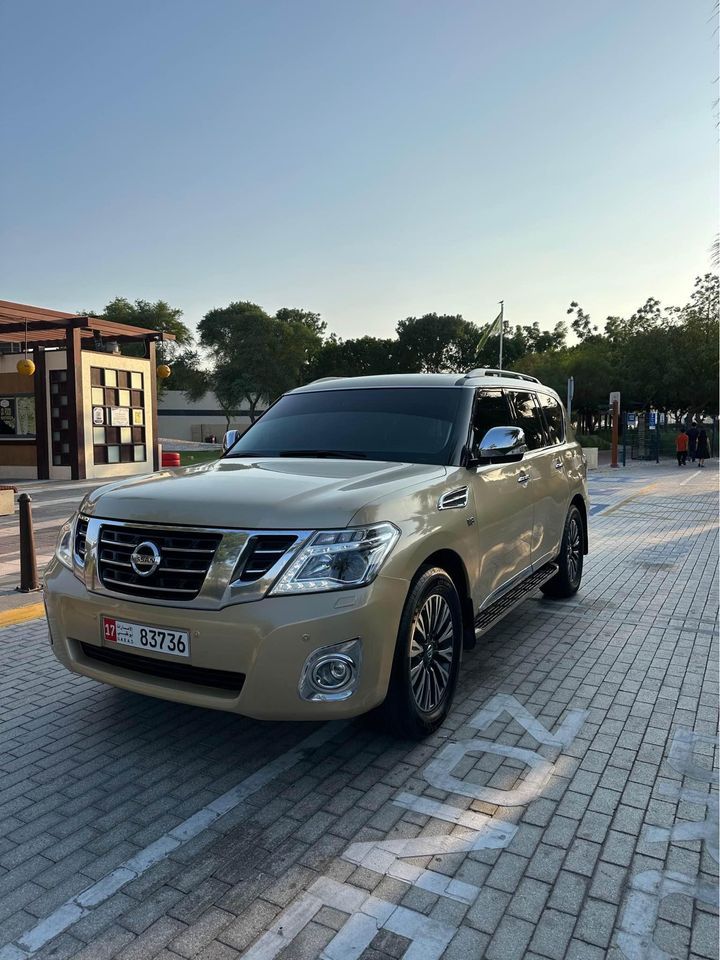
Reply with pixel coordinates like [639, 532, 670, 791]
[419, 548, 476, 649]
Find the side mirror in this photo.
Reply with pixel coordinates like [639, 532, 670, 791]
[469, 426, 528, 466]
[222, 430, 240, 453]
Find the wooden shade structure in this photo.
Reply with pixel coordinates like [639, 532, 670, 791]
[0, 301, 175, 480]
[0, 300, 176, 348]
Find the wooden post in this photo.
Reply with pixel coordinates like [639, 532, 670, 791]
[66, 325, 86, 480]
[611, 400, 619, 469]
[148, 339, 159, 471]
[32, 347, 49, 481]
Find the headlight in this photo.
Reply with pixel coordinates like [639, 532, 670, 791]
[55, 515, 76, 571]
[270, 522, 400, 595]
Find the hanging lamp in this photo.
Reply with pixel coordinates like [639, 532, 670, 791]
[16, 320, 35, 376]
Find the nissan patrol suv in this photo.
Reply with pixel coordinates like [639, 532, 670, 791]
[45, 369, 588, 737]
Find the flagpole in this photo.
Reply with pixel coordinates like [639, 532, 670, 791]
[498, 300, 504, 370]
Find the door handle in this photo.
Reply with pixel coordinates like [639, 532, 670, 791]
[517, 473, 530, 484]
[554, 458, 564, 470]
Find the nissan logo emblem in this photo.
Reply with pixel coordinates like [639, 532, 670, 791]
[130, 541, 161, 577]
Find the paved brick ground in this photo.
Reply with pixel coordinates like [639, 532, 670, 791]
[0, 463, 717, 960]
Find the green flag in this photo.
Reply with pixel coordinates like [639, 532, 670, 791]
[477, 310, 503, 351]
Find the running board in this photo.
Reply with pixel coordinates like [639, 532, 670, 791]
[474, 563, 559, 636]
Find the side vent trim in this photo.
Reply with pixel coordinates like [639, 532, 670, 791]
[438, 487, 469, 511]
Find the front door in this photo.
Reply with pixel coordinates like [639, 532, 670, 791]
[467, 389, 534, 607]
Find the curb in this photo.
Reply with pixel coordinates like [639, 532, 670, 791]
[0, 602, 46, 628]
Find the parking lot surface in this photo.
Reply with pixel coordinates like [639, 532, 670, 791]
[0, 463, 717, 960]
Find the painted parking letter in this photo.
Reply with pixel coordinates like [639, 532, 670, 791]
[242, 877, 455, 960]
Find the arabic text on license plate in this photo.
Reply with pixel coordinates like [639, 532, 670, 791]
[102, 617, 190, 658]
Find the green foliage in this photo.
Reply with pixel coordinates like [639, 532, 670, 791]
[516, 275, 719, 428]
[395, 314, 481, 372]
[90, 297, 192, 351]
[275, 307, 327, 338]
[197, 301, 324, 423]
[308, 335, 402, 379]
[115, 272, 717, 430]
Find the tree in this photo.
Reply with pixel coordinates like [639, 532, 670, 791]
[197, 301, 323, 423]
[168, 348, 206, 396]
[90, 297, 193, 354]
[275, 307, 327, 339]
[309, 335, 402, 379]
[566, 302, 598, 341]
[395, 314, 481, 372]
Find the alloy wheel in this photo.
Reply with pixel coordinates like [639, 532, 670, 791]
[409, 593, 455, 712]
[567, 516, 582, 583]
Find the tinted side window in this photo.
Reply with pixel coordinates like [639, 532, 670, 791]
[510, 391, 547, 450]
[537, 393, 565, 444]
[472, 390, 514, 449]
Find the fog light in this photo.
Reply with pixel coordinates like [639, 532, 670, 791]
[299, 638, 362, 702]
[311, 655, 354, 691]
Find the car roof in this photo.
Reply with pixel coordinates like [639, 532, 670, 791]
[290, 371, 559, 396]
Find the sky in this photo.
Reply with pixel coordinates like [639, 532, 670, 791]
[1, 0, 717, 342]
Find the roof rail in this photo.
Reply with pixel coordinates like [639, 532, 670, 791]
[463, 368, 540, 384]
[308, 376, 343, 384]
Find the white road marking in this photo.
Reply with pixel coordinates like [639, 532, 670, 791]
[617, 727, 719, 960]
[0, 722, 344, 960]
[244, 695, 589, 960]
[679, 470, 701, 486]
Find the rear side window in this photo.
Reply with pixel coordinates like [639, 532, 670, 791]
[472, 390, 514, 449]
[537, 393, 565, 444]
[510, 391, 548, 450]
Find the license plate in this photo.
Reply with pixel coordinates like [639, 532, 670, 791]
[102, 616, 190, 658]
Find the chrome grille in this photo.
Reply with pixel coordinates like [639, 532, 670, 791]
[97, 524, 222, 601]
[236, 535, 296, 582]
[74, 516, 89, 565]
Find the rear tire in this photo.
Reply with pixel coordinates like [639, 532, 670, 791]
[541, 505, 584, 599]
[375, 567, 462, 739]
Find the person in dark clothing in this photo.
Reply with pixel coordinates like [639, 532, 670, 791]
[687, 422, 699, 461]
[696, 429, 710, 467]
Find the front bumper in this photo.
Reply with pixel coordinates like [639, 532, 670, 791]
[44, 560, 408, 720]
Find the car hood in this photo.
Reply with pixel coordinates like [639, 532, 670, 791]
[82, 458, 447, 529]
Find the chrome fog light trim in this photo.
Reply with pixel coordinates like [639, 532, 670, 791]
[299, 638, 362, 702]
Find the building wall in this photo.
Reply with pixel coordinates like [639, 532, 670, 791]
[157, 390, 263, 441]
[81, 351, 155, 480]
[0, 349, 157, 481]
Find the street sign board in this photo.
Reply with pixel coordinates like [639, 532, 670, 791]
[609, 391, 621, 408]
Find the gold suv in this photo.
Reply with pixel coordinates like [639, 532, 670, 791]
[45, 370, 588, 737]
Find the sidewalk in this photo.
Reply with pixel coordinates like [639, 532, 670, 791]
[0, 463, 716, 960]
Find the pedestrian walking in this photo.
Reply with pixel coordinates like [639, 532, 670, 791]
[687, 422, 699, 461]
[696, 428, 710, 467]
[676, 427, 689, 466]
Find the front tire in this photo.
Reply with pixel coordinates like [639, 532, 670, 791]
[377, 566, 463, 739]
[541, 505, 584, 599]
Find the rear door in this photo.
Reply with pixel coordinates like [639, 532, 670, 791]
[508, 389, 571, 569]
[467, 389, 534, 605]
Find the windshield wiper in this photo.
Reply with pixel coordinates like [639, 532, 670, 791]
[277, 449, 368, 460]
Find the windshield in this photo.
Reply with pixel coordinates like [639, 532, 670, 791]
[226, 387, 471, 466]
